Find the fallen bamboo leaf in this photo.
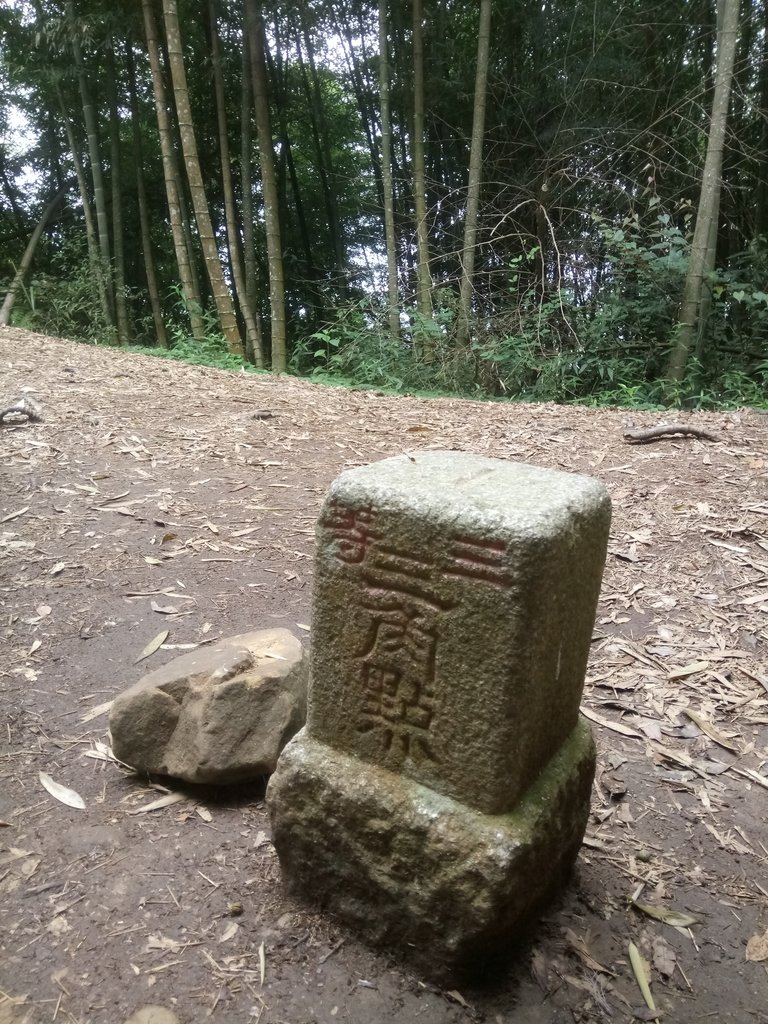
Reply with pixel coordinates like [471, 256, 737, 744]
[145, 959, 184, 975]
[446, 990, 469, 1007]
[196, 806, 212, 823]
[97, 490, 130, 504]
[580, 706, 643, 738]
[219, 921, 239, 943]
[296, 622, 311, 631]
[615, 547, 641, 563]
[634, 718, 663, 742]
[39, 772, 85, 810]
[562, 973, 595, 995]
[682, 708, 741, 752]
[740, 669, 768, 694]
[668, 661, 709, 680]
[258, 940, 266, 986]
[82, 739, 115, 762]
[563, 928, 615, 975]
[726, 765, 768, 791]
[1, 506, 30, 523]
[128, 792, 185, 815]
[632, 901, 700, 928]
[702, 821, 753, 856]
[582, 834, 613, 851]
[628, 941, 657, 1015]
[746, 929, 768, 962]
[135, 629, 169, 664]
[649, 741, 709, 778]
[146, 934, 182, 953]
[28, 639, 41, 656]
[150, 601, 179, 615]
[706, 538, 748, 554]
[49, 561, 66, 575]
[80, 699, 113, 723]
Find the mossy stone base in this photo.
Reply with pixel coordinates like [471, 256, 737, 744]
[267, 719, 595, 983]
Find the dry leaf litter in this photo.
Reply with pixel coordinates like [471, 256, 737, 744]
[1, 326, 767, 1024]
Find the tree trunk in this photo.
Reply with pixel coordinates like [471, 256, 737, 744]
[127, 44, 168, 349]
[0, 191, 65, 326]
[208, 0, 265, 366]
[55, 83, 112, 331]
[0, 165, 25, 228]
[378, 0, 400, 339]
[297, 14, 346, 291]
[457, 0, 492, 348]
[412, 0, 431, 320]
[265, 34, 318, 318]
[142, 0, 206, 341]
[176, 170, 206, 316]
[66, 0, 114, 335]
[162, 0, 244, 357]
[240, 36, 261, 332]
[754, 2, 768, 238]
[106, 44, 131, 346]
[333, 9, 385, 216]
[245, 0, 287, 372]
[668, 0, 740, 381]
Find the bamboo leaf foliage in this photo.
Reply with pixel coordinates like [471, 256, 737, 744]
[0, 0, 765, 401]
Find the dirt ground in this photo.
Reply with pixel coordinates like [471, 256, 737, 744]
[1, 325, 767, 1024]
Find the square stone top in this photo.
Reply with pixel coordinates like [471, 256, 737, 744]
[329, 450, 609, 534]
[308, 451, 611, 814]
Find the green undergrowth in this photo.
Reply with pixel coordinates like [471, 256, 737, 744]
[18, 318, 767, 412]
[126, 335, 261, 375]
[290, 305, 767, 412]
[9, 292, 766, 412]
[287, 226, 768, 411]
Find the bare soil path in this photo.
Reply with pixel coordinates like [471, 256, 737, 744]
[1, 326, 767, 1024]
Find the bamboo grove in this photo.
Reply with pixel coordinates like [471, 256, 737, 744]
[1, 1, 766, 406]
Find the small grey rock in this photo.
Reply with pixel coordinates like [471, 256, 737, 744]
[122, 1008, 180, 1024]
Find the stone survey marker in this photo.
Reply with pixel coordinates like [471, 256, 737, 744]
[268, 451, 611, 980]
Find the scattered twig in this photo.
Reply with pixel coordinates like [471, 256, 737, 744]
[318, 937, 346, 964]
[623, 423, 718, 444]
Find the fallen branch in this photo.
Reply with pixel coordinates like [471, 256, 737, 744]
[623, 423, 718, 444]
[0, 397, 44, 425]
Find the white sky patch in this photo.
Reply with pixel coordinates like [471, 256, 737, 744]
[4, 99, 36, 156]
[3, 101, 42, 200]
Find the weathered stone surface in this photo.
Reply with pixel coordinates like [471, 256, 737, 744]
[109, 629, 307, 784]
[269, 723, 596, 983]
[307, 451, 610, 814]
[267, 452, 610, 980]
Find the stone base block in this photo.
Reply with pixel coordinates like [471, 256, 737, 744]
[267, 720, 595, 983]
